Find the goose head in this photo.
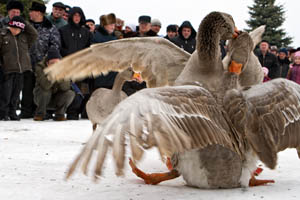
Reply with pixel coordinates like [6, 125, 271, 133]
[118, 67, 142, 83]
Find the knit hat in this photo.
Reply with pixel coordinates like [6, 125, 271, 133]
[47, 48, 61, 61]
[138, 15, 151, 23]
[86, 19, 95, 24]
[100, 13, 116, 26]
[29, 1, 46, 13]
[8, 16, 25, 30]
[6, 0, 24, 12]
[52, 2, 65, 9]
[295, 51, 300, 58]
[278, 48, 288, 55]
[151, 18, 161, 27]
[125, 23, 136, 32]
[262, 67, 269, 76]
[167, 24, 177, 32]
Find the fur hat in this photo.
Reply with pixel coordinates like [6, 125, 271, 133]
[138, 15, 151, 23]
[52, 2, 65, 9]
[29, 1, 46, 13]
[6, 0, 24, 12]
[100, 13, 116, 26]
[8, 16, 25, 30]
[86, 19, 95, 24]
[167, 24, 177, 32]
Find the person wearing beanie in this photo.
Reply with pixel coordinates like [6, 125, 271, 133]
[0, 15, 38, 121]
[151, 18, 161, 35]
[33, 48, 75, 121]
[123, 23, 138, 38]
[0, 0, 24, 28]
[19, 1, 61, 119]
[63, 5, 71, 21]
[164, 24, 178, 41]
[277, 48, 290, 78]
[287, 51, 300, 84]
[46, 2, 67, 29]
[59, 6, 92, 120]
[85, 19, 96, 33]
[170, 20, 196, 54]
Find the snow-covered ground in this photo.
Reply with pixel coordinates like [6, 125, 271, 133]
[1, 119, 299, 200]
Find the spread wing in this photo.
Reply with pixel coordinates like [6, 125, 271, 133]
[45, 37, 190, 86]
[67, 85, 243, 179]
[224, 78, 300, 169]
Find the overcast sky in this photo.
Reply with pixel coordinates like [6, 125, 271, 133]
[47, 0, 299, 48]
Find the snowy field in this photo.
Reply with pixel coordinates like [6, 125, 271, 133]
[0, 119, 299, 200]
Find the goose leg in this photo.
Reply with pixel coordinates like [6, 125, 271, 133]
[249, 174, 275, 187]
[129, 158, 180, 185]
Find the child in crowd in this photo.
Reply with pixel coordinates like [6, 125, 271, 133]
[287, 51, 300, 84]
[262, 67, 271, 82]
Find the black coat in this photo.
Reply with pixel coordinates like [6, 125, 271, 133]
[255, 51, 279, 79]
[170, 21, 196, 54]
[59, 7, 92, 57]
[277, 57, 290, 78]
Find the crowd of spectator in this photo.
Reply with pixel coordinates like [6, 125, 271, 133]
[0, 0, 299, 122]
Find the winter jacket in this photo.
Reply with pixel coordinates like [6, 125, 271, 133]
[59, 7, 92, 57]
[46, 14, 67, 29]
[0, 21, 38, 74]
[170, 21, 196, 54]
[287, 64, 300, 84]
[35, 58, 71, 93]
[0, 16, 10, 28]
[277, 57, 290, 78]
[30, 17, 61, 68]
[255, 51, 279, 79]
[91, 25, 118, 90]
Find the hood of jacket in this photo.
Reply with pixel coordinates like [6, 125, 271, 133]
[68, 7, 86, 27]
[178, 21, 196, 40]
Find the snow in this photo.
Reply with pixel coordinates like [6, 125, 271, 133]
[1, 119, 299, 200]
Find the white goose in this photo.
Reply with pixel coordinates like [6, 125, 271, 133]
[63, 12, 300, 189]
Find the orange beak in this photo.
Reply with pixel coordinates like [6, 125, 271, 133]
[233, 27, 240, 38]
[132, 72, 143, 83]
[228, 60, 243, 75]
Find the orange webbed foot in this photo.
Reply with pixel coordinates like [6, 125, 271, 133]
[249, 176, 275, 187]
[129, 158, 180, 185]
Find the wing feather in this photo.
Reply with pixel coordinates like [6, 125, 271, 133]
[45, 37, 190, 86]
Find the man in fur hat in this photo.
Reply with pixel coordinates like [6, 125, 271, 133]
[19, 1, 61, 119]
[0, 0, 24, 28]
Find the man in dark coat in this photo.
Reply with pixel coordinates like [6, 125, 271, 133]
[0, 16, 38, 120]
[164, 24, 177, 41]
[277, 48, 290, 78]
[59, 6, 92, 120]
[255, 40, 280, 79]
[33, 49, 74, 121]
[136, 15, 157, 37]
[170, 21, 196, 54]
[20, 1, 61, 119]
[91, 13, 117, 91]
[0, 0, 24, 28]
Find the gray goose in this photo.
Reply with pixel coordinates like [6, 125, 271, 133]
[86, 67, 139, 131]
[64, 12, 300, 189]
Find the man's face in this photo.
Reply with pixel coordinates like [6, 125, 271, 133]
[260, 42, 269, 52]
[167, 31, 177, 39]
[72, 13, 81, 24]
[8, 9, 21, 20]
[9, 27, 21, 36]
[139, 22, 151, 34]
[278, 52, 286, 60]
[29, 10, 41, 22]
[47, 58, 60, 66]
[182, 27, 191, 39]
[63, 12, 68, 21]
[86, 22, 95, 32]
[52, 6, 64, 19]
[104, 23, 115, 34]
[151, 25, 161, 34]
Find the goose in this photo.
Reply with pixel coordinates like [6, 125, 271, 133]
[86, 67, 141, 131]
[44, 25, 265, 89]
[64, 12, 300, 189]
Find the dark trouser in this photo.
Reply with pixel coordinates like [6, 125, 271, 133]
[33, 86, 75, 117]
[21, 71, 36, 117]
[66, 93, 83, 116]
[0, 73, 23, 118]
